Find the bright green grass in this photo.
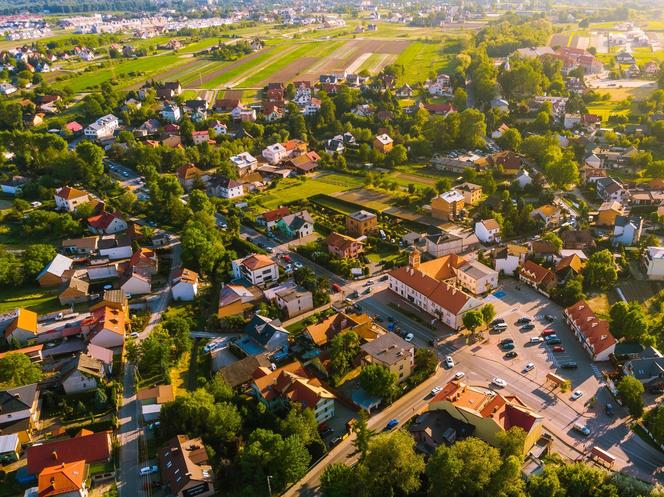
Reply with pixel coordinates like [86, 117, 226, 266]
[358, 53, 385, 74]
[395, 41, 453, 84]
[240, 41, 344, 87]
[0, 287, 62, 314]
[258, 174, 363, 209]
[53, 54, 186, 92]
[201, 48, 285, 88]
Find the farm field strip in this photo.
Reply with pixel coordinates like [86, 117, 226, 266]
[395, 41, 451, 84]
[199, 48, 279, 89]
[222, 43, 301, 87]
[125, 55, 211, 90]
[345, 52, 373, 74]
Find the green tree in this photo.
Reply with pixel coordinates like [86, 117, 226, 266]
[352, 409, 372, 458]
[617, 375, 645, 418]
[583, 249, 617, 290]
[609, 301, 648, 343]
[495, 426, 527, 459]
[480, 304, 496, 325]
[453, 87, 468, 111]
[459, 109, 487, 149]
[21, 244, 56, 281]
[329, 331, 360, 381]
[427, 437, 501, 497]
[554, 276, 586, 307]
[0, 352, 44, 387]
[359, 363, 398, 400]
[496, 127, 522, 151]
[414, 348, 438, 377]
[542, 232, 563, 252]
[360, 430, 424, 496]
[463, 309, 484, 334]
[389, 144, 408, 166]
[321, 464, 360, 497]
[545, 157, 579, 189]
[76, 141, 104, 181]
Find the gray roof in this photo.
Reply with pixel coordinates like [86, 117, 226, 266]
[626, 357, 664, 380]
[0, 433, 18, 454]
[426, 231, 462, 244]
[0, 383, 38, 414]
[349, 210, 377, 221]
[361, 333, 413, 365]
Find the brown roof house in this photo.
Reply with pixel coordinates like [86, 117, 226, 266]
[304, 312, 381, 347]
[346, 210, 378, 236]
[326, 232, 364, 259]
[158, 435, 215, 497]
[518, 260, 557, 296]
[361, 332, 415, 383]
[59, 277, 90, 305]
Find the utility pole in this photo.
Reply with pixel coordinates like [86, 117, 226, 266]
[267, 475, 273, 497]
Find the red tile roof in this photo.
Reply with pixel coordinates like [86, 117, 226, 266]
[28, 430, 111, 475]
[87, 211, 122, 230]
[565, 300, 616, 356]
[38, 460, 86, 497]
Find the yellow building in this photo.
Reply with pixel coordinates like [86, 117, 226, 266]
[597, 201, 625, 227]
[429, 380, 543, 454]
[304, 312, 382, 347]
[431, 190, 465, 221]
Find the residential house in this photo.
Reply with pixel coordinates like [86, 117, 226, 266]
[293, 81, 312, 105]
[423, 102, 457, 116]
[37, 254, 73, 287]
[257, 207, 290, 231]
[27, 430, 112, 476]
[454, 182, 482, 205]
[61, 353, 105, 394]
[54, 186, 90, 212]
[191, 130, 210, 145]
[120, 269, 151, 296]
[87, 211, 127, 235]
[217, 284, 262, 319]
[304, 312, 381, 347]
[396, 84, 414, 98]
[214, 98, 241, 112]
[387, 250, 483, 330]
[85, 343, 113, 375]
[555, 254, 585, 282]
[491, 123, 510, 139]
[304, 98, 321, 116]
[160, 103, 181, 122]
[361, 332, 415, 383]
[530, 204, 561, 227]
[373, 133, 393, 153]
[564, 301, 616, 361]
[425, 230, 479, 258]
[212, 121, 227, 136]
[274, 286, 314, 319]
[252, 361, 335, 423]
[530, 241, 560, 262]
[518, 260, 557, 296]
[176, 164, 209, 191]
[644, 61, 660, 75]
[230, 152, 258, 176]
[216, 354, 271, 384]
[597, 201, 625, 226]
[286, 151, 320, 174]
[238, 313, 289, 357]
[454, 259, 499, 295]
[0, 82, 17, 95]
[483, 151, 523, 176]
[158, 435, 215, 497]
[262, 143, 288, 165]
[561, 230, 596, 250]
[431, 190, 465, 221]
[208, 176, 244, 199]
[613, 215, 643, 246]
[644, 246, 664, 280]
[429, 380, 543, 453]
[346, 210, 377, 236]
[98, 234, 132, 260]
[82, 306, 126, 349]
[277, 211, 314, 239]
[231, 105, 256, 122]
[596, 177, 630, 203]
[0, 383, 40, 444]
[59, 277, 89, 305]
[83, 114, 118, 140]
[266, 82, 285, 102]
[494, 244, 528, 276]
[171, 268, 199, 302]
[36, 459, 88, 497]
[3, 308, 38, 344]
[326, 232, 364, 259]
[0, 344, 43, 363]
[0, 433, 20, 463]
[136, 384, 174, 422]
[232, 254, 279, 287]
[475, 218, 501, 244]
[623, 352, 664, 386]
[130, 247, 158, 276]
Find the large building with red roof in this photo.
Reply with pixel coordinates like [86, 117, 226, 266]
[429, 380, 543, 453]
[564, 300, 616, 362]
[27, 430, 111, 475]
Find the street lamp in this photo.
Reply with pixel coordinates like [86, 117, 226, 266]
[267, 475, 273, 497]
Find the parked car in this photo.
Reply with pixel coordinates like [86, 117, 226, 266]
[560, 362, 578, 369]
[552, 345, 565, 353]
[492, 323, 508, 332]
[130, 332, 140, 339]
[500, 338, 514, 345]
[454, 371, 465, 380]
[491, 318, 505, 326]
[521, 324, 535, 331]
[430, 386, 443, 396]
[139, 466, 158, 476]
[523, 362, 535, 372]
[329, 436, 343, 447]
[386, 419, 399, 430]
[544, 314, 556, 322]
[605, 403, 614, 416]
[547, 338, 562, 345]
[504, 351, 518, 358]
[319, 426, 334, 437]
[445, 356, 454, 368]
[404, 333, 414, 342]
[571, 390, 584, 400]
[529, 336, 544, 344]
[541, 329, 556, 337]
[501, 342, 515, 351]
[516, 317, 532, 325]
[491, 377, 507, 387]
[573, 423, 591, 436]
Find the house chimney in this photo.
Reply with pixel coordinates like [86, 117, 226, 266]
[52, 450, 58, 461]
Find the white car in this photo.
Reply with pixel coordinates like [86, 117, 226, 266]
[404, 333, 414, 342]
[130, 332, 140, 339]
[523, 362, 535, 373]
[430, 386, 442, 396]
[453, 371, 465, 380]
[139, 465, 158, 476]
[445, 356, 454, 368]
[530, 337, 544, 344]
[491, 377, 507, 388]
[571, 390, 584, 401]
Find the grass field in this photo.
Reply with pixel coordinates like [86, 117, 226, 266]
[201, 47, 284, 88]
[396, 41, 455, 84]
[258, 173, 364, 209]
[0, 287, 61, 314]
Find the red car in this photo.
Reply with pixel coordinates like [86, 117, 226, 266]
[552, 345, 565, 353]
[541, 329, 556, 337]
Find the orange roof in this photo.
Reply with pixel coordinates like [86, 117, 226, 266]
[326, 232, 362, 252]
[241, 254, 275, 271]
[418, 253, 466, 281]
[555, 254, 584, 274]
[0, 343, 43, 359]
[565, 300, 616, 356]
[304, 312, 370, 346]
[87, 211, 122, 230]
[174, 268, 198, 284]
[5, 308, 38, 338]
[282, 139, 307, 151]
[519, 260, 555, 286]
[136, 384, 175, 404]
[176, 164, 205, 181]
[86, 306, 126, 336]
[130, 247, 156, 266]
[260, 207, 290, 223]
[56, 186, 88, 200]
[38, 460, 86, 497]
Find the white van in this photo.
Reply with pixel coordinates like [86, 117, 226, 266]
[492, 323, 508, 332]
[573, 423, 591, 436]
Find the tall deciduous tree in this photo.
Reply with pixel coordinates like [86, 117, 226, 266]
[617, 375, 645, 418]
[0, 352, 44, 387]
[359, 363, 397, 400]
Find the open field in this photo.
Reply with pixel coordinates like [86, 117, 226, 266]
[0, 287, 61, 314]
[335, 188, 397, 212]
[257, 173, 365, 209]
[395, 41, 455, 83]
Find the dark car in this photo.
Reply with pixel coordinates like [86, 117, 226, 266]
[319, 427, 334, 437]
[547, 338, 562, 345]
[521, 324, 535, 331]
[501, 342, 515, 351]
[516, 317, 532, 325]
[560, 362, 578, 369]
[329, 436, 343, 447]
[374, 315, 384, 322]
[500, 338, 514, 345]
[605, 403, 614, 416]
[491, 318, 505, 326]
[544, 314, 556, 322]
[504, 351, 518, 358]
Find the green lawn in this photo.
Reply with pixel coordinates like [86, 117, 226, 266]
[0, 287, 62, 314]
[258, 174, 363, 209]
[201, 48, 282, 88]
[395, 41, 454, 84]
